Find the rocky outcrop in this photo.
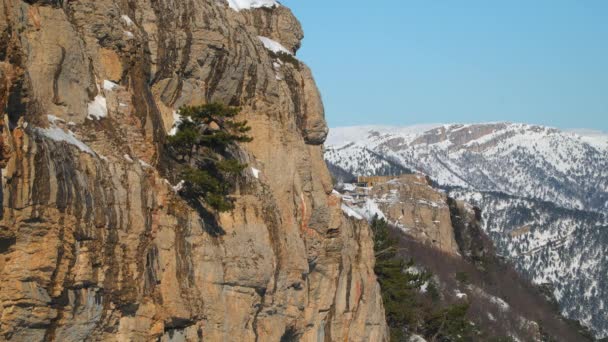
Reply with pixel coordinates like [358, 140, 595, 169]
[0, 1, 387, 341]
[368, 175, 459, 255]
[446, 197, 491, 265]
[340, 174, 460, 255]
[338, 174, 491, 262]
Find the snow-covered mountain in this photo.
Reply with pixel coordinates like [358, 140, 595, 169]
[325, 122, 608, 338]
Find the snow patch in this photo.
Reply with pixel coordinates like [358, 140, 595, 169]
[172, 180, 185, 193]
[454, 290, 468, 299]
[103, 80, 119, 91]
[258, 36, 292, 55]
[342, 183, 357, 192]
[408, 335, 428, 342]
[226, 0, 279, 11]
[168, 110, 195, 135]
[359, 198, 386, 220]
[169, 110, 182, 136]
[341, 204, 364, 220]
[489, 295, 510, 311]
[251, 167, 261, 179]
[121, 15, 134, 26]
[47, 115, 64, 124]
[36, 126, 95, 155]
[138, 159, 152, 169]
[87, 95, 108, 120]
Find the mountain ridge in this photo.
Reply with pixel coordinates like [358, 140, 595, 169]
[328, 122, 608, 150]
[325, 121, 608, 338]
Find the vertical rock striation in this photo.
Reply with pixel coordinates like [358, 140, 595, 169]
[0, 0, 387, 340]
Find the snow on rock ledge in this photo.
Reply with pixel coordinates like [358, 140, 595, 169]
[36, 116, 96, 155]
[87, 95, 108, 120]
[103, 80, 118, 91]
[258, 36, 293, 55]
[341, 204, 364, 220]
[226, 0, 279, 11]
[251, 167, 261, 179]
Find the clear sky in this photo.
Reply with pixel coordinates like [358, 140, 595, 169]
[281, 0, 608, 131]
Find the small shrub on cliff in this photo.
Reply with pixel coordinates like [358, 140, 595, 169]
[269, 50, 300, 70]
[423, 303, 474, 341]
[455, 271, 470, 284]
[167, 103, 252, 212]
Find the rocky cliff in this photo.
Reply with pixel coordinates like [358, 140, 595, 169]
[0, 1, 387, 341]
[338, 175, 460, 256]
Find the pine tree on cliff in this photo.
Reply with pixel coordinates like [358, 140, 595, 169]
[167, 103, 252, 212]
[370, 215, 475, 341]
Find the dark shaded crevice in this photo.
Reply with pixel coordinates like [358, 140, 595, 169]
[279, 326, 300, 342]
[345, 267, 352, 311]
[174, 215, 196, 294]
[52, 46, 66, 106]
[0, 234, 15, 254]
[162, 321, 203, 341]
[204, 49, 228, 102]
[178, 196, 225, 237]
[251, 296, 265, 342]
[23, 0, 64, 6]
[177, 1, 194, 77]
[144, 245, 161, 294]
[129, 58, 168, 160]
[446, 197, 488, 265]
[0, 176, 3, 220]
[0, 20, 10, 61]
[283, 69, 302, 125]
[31, 141, 52, 207]
[6, 76, 27, 126]
[229, 68, 246, 107]
[244, 63, 258, 102]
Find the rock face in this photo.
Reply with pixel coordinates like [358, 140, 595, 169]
[341, 175, 460, 255]
[369, 175, 460, 256]
[338, 175, 486, 259]
[0, 1, 387, 341]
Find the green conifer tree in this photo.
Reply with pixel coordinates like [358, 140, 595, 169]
[167, 103, 252, 212]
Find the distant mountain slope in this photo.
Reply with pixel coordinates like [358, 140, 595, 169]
[338, 176, 593, 341]
[327, 123, 608, 212]
[324, 143, 411, 178]
[325, 123, 608, 338]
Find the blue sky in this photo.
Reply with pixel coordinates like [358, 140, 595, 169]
[281, 0, 608, 131]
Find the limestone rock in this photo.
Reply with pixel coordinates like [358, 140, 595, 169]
[340, 174, 489, 262]
[343, 175, 460, 255]
[0, 0, 387, 341]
